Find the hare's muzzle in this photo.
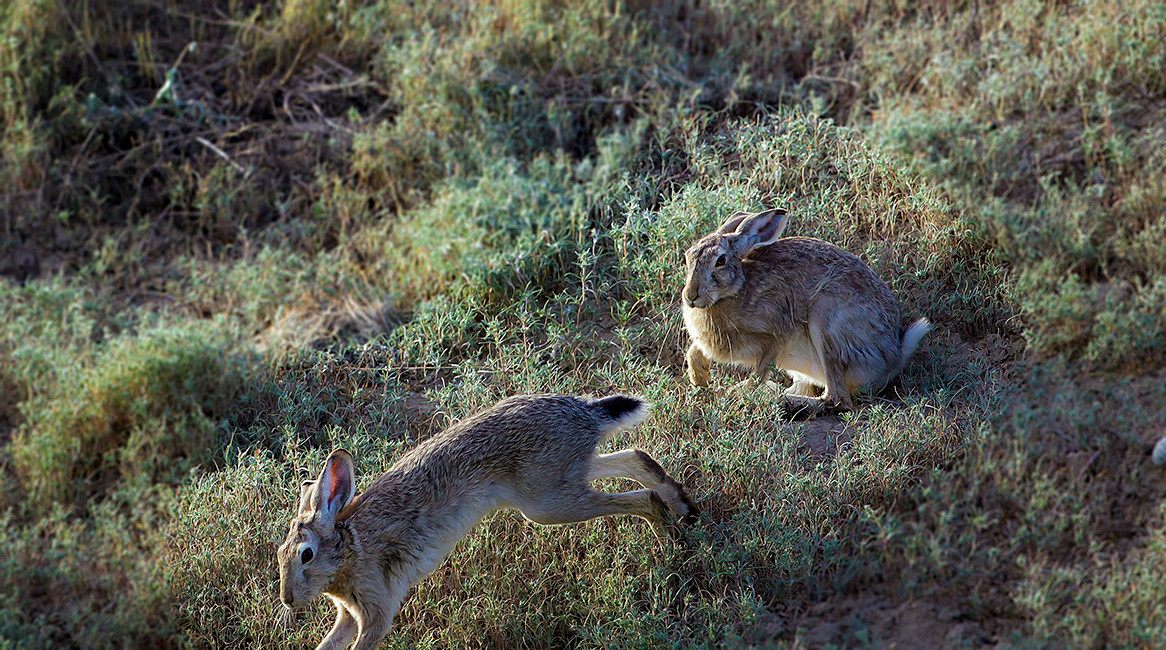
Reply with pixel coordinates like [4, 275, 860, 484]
[279, 579, 297, 610]
[684, 291, 713, 309]
[683, 286, 701, 308]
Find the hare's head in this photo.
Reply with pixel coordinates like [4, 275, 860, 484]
[278, 449, 356, 609]
[683, 209, 788, 308]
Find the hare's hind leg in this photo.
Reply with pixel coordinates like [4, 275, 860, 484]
[515, 488, 670, 534]
[587, 449, 697, 523]
[806, 322, 854, 413]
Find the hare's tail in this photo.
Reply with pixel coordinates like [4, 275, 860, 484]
[1152, 437, 1166, 466]
[900, 317, 932, 364]
[591, 395, 652, 433]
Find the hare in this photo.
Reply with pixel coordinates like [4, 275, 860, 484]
[277, 394, 695, 650]
[682, 208, 931, 416]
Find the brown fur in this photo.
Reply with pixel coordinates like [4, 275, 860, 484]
[682, 209, 931, 415]
[277, 394, 695, 650]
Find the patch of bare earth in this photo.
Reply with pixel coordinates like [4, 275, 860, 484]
[747, 594, 1002, 648]
[402, 391, 442, 434]
[796, 416, 855, 459]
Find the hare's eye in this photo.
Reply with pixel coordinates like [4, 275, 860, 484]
[301, 547, 314, 564]
[714, 254, 726, 268]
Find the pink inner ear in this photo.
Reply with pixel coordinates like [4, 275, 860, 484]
[752, 211, 786, 244]
[327, 460, 345, 508]
[760, 216, 780, 241]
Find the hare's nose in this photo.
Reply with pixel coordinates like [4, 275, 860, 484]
[684, 288, 700, 307]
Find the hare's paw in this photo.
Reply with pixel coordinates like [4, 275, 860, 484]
[666, 479, 699, 526]
[688, 366, 710, 387]
[784, 379, 818, 397]
[729, 378, 754, 395]
[780, 395, 823, 420]
[646, 491, 672, 538]
[686, 344, 711, 387]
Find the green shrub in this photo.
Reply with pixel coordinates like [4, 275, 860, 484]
[862, 0, 1166, 368]
[10, 320, 247, 505]
[0, 494, 174, 647]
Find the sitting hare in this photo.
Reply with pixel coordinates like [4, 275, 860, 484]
[278, 394, 695, 650]
[682, 208, 931, 416]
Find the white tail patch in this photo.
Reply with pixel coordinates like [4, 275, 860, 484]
[901, 317, 932, 363]
[1153, 436, 1166, 466]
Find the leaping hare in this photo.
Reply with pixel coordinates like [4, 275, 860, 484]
[277, 394, 695, 650]
[682, 208, 931, 416]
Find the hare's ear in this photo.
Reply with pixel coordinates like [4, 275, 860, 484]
[731, 208, 788, 255]
[311, 449, 356, 527]
[297, 480, 315, 515]
[716, 211, 751, 235]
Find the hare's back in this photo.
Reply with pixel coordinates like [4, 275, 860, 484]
[396, 395, 606, 475]
[748, 237, 896, 304]
[465, 394, 606, 445]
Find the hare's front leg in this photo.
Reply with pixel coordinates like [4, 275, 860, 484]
[686, 343, 711, 387]
[753, 349, 783, 392]
[730, 348, 780, 395]
[316, 601, 358, 650]
[351, 580, 408, 650]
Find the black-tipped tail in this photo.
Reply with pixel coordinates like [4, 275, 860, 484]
[592, 394, 651, 430]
